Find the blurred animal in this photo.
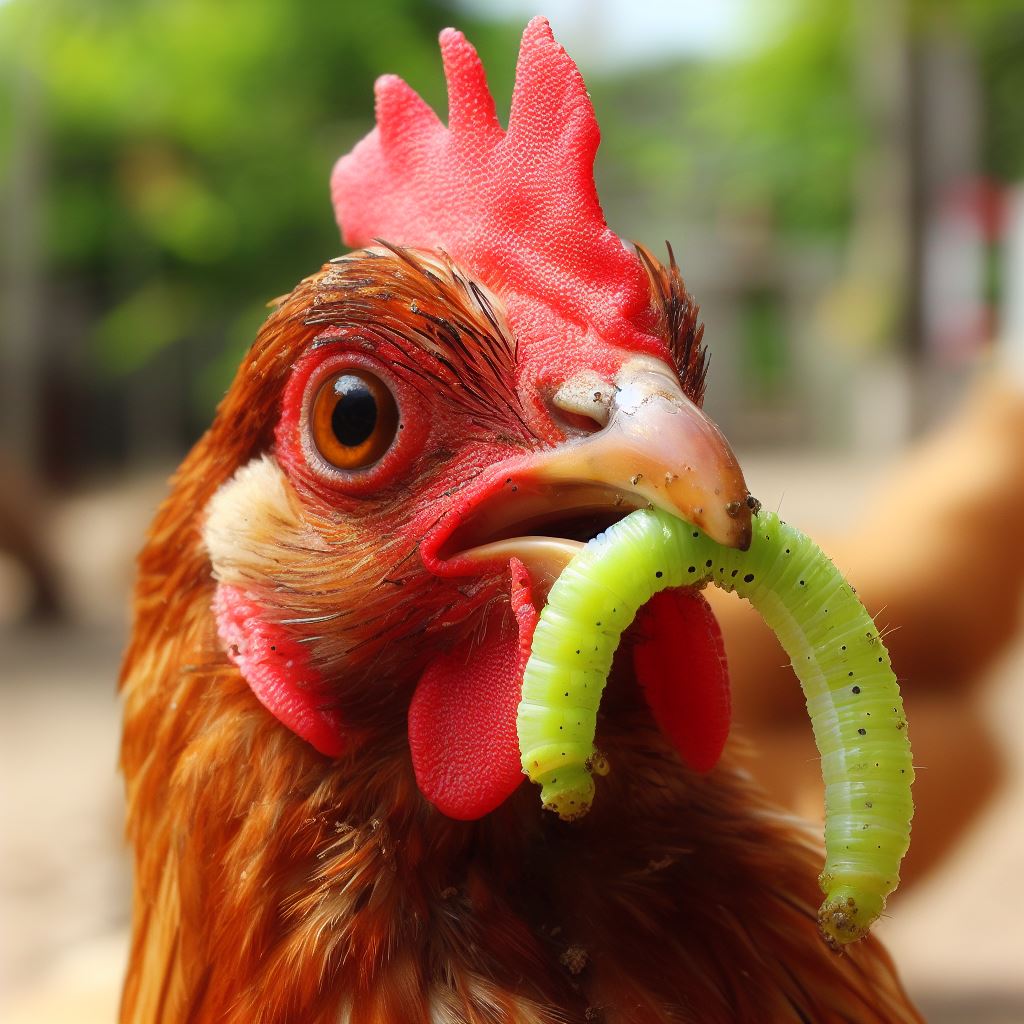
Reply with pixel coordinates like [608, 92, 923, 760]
[0, 455, 61, 622]
[119, 20, 922, 1022]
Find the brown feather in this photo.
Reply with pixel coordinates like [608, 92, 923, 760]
[635, 242, 708, 406]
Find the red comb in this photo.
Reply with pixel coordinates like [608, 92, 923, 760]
[331, 17, 657, 366]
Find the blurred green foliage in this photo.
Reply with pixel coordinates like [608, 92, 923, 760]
[691, 3, 867, 237]
[1, 0, 1022, 455]
[593, 0, 1024, 243]
[0, 0, 518, 420]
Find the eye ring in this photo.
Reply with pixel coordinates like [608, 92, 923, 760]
[309, 369, 400, 471]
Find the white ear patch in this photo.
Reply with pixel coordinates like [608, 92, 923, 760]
[202, 455, 328, 590]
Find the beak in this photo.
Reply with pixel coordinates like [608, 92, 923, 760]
[534, 357, 752, 549]
[432, 356, 755, 582]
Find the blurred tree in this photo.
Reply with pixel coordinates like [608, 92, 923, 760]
[1, 0, 1022, 474]
[0, 0, 518, 472]
[596, 0, 1024, 240]
[587, 0, 1024, 440]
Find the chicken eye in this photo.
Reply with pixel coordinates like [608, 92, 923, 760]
[310, 370, 399, 470]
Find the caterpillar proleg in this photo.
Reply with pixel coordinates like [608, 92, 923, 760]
[516, 507, 914, 945]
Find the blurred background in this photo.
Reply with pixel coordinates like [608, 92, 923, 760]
[2, 0, 1023, 1020]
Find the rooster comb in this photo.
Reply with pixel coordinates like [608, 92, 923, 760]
[331, 17, 654, 354]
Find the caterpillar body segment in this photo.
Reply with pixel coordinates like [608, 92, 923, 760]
[516, 507, 914, 945]
[517, 511, 693, 817]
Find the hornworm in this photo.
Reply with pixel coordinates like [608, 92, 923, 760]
[517, 507, 914, 945]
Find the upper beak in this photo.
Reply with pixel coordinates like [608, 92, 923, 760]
[534, 356, 753, 550]
[431, 356, 755, 582]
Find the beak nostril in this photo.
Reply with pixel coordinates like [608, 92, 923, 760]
[551, 371, 614, 432]
[551, 408, 606, 437]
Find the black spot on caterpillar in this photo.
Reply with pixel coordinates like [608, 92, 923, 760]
[517, 507, 914, 946]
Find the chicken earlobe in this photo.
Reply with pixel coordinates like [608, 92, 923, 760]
[213, 584, 346, 756]
[203, 454, 350, 755]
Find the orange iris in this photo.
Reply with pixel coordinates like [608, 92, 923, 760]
[310, 370, 399, 470]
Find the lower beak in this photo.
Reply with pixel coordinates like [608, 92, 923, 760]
[443, 356, 755, 579]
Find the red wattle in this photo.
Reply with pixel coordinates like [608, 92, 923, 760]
[632, 589, 731, 773]
[213, 584, 347, 757]
[408, 559, 537, 819]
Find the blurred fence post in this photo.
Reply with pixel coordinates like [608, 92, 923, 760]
[1, 52, 45, 474]
[1003, 186, 1024, 385]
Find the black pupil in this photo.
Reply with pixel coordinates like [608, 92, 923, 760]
[330, 376, 378, 447]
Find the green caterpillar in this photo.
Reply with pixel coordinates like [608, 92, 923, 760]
[517, 507, 914, 945]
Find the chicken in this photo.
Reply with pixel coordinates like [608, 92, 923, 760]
[119, 19, 922, 1023]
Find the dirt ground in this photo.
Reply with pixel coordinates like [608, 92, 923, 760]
[2, 456, 1022, 1022]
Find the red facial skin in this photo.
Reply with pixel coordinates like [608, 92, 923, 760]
[407, 557, 538, 819]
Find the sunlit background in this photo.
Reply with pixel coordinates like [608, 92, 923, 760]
[2, 0, 1023, 1020]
